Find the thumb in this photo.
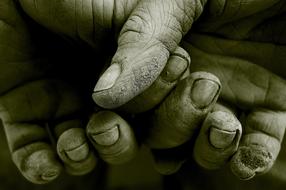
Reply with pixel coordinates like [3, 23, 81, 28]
[93, 0, 206, 108]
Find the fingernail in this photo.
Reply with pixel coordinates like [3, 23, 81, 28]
[42, 170, 60, 181]
[161, 55, 189, 82]
[191, 79, 219, 109]
[209, 127, 237, 149]
[65, 143, 89, 162]
[25, 149, 62, 183]
[91, 125, 119, 146]
[93, 64, 121, 92]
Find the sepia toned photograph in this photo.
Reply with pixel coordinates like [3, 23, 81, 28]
[0, 0, 286, 189]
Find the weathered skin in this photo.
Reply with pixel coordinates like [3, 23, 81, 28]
[0, 0, 195, 184]
[1, 0, 286, 188]
[148, 0, 286, 184]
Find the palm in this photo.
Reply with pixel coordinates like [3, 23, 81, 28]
[187, 0, 286, 76]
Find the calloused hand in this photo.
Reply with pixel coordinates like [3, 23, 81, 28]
[139, 0, 286, 183]
[0, 0, 193, 184]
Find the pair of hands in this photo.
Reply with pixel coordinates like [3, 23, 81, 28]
[1, 0, 286, 186]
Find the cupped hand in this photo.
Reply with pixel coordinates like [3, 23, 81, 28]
[141, 0, 286, 182]
[0, 0, 192, 184]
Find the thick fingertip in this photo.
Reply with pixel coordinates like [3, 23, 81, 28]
[194, 111, 242, 170]
[87, 111, 138, 164]
[230, 144, 273, 180]
[230, 110, 285, 180]
[12, 143, 62, 184]
[57, 128, 97, 176]
[230, 133, 278, 180]
[92, 43, 169, 109]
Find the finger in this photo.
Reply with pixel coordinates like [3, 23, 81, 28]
[0, 80, 65, 184]
[182, 37, 286, 111]
[230, 109, 286, 180]
[150, 102, 238, 175]
[49, 82, 97, 176]
[87, 111, 138, 164]
[0, 80, 95, 182]
[56, 121, 97, 176]
[193, 108, 242, 170]
[92, 0, 207, 109]
[120, 46, 190, 113]
[2, 122, 62, 184]
[146, 72, 221, 149]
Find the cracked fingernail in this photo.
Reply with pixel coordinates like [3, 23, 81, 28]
[93, 64, 121, 93]
[91, 125, 119, 146]
[191, 79, 219, 109]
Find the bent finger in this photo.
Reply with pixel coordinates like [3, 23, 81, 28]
[193, 105, 242, 170]
[230, 109, 286, 180]
[92, 0, 206, 109]
[87, 111, 138, 164]
[3, 122, 62, 184]
[146, 72, 221, 149]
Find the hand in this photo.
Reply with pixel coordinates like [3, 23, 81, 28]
[0, 0, 192, 184]
[138, 0, 286, 183]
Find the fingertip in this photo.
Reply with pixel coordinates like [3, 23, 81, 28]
[189, 72, 221, 109]
[230, 110, 286, 179]
[160, 47, 190, 83]
[194, 111, 241, 170]
[12, 143, 62, 184]
[93, 43, 169, 109]
[90, 125, 120, 146]
[87, 111, 138, 164]
[230, 144, 273, 180]
[147, 72, 221, 149]
[57, 128, 97, 176]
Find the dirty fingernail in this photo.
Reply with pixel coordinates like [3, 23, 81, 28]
[91, 125, 119, 146]
[191, 79, 219, 109]
[93, 64, 121, 92]
[65, 143, 89, 162]
[209, 127, 237, 149]
[161, 55, 189, 82]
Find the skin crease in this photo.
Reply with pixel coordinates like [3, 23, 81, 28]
[0, 0, 195, 184]
[1, 0, 286, 189]
[160, 0, 286, 189]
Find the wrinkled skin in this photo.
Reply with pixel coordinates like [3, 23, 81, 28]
[176, 0, 286, 188]
[1, 0, 286, 189]
[0, 0, 193, 184]
[147, 0, 286, 189]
